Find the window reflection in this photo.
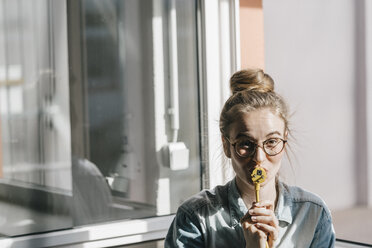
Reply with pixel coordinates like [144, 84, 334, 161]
[71, 0, 200, 225]
[0, 0, 73, 236]
[0, 0, 200, 237]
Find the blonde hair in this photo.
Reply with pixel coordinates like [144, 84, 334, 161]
[220, 68, 290, 138]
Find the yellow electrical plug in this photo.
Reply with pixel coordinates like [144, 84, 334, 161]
[251, 167, 269, 248]
[251, 167, 267, 202]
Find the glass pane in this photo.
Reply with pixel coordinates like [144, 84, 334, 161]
[70, 0, 200, 226]
[0, 0, 73, 237]
[0, 0, 201, 238]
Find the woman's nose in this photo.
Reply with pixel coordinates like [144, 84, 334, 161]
[253, 146, 265, 164]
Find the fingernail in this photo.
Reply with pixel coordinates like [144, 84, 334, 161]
[248, 209, 253, 214]
[251, 216, 257, 221]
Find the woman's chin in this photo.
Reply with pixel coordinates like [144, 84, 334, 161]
[236, 175, 253, 188]
[242, 176, 255, 188]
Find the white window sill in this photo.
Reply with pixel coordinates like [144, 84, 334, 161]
[0, 215, 174, 248]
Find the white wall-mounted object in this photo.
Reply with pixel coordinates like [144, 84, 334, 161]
[166, 142, 189, 171]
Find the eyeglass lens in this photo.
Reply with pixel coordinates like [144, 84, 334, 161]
[235, 138, 284, 157]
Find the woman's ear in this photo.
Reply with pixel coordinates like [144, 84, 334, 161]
[222, 136, 231, 158]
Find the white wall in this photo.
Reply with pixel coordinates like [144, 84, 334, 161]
[263, 0, 367, 210]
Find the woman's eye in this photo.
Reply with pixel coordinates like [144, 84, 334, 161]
[238, 140, 254, 149]
[265, 138, 279, 147]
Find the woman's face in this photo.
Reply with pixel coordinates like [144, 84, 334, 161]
[224, 107, 286, 187]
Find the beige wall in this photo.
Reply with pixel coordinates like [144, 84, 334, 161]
[239, 0, 265, 69]
[263, 0, 361, 210]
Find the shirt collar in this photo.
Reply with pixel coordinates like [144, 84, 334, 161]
[228, 178, 248, 227]
[228, 177, 293, 227]
[275, 181, 293, 225]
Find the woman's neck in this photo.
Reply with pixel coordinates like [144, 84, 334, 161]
[236, 176, 278, 209]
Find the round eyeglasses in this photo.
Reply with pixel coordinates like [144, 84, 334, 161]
[225, 136, 287, 158]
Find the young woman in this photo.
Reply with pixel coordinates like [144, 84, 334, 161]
[165, 69, 335, 247]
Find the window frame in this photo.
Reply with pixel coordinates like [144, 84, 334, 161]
[0, 0, 240, 246]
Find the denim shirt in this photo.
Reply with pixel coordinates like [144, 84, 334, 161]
[165, 178, 335, 248]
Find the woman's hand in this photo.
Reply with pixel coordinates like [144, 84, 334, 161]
[240, 200, 279, 248]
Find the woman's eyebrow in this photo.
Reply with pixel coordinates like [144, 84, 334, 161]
[235, 133, 256, 141]
[266, 131, 282, 137]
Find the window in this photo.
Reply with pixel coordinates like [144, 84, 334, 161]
[0, 0, 200, 238]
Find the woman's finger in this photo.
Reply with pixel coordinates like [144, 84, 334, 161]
[250, 208, 278, 226]
[248, 224, 268, 247]
[255, 223, 279, 241]
[241, 220, 250, 229]
[242, 219, 271, 248]
[249, 207, 272, 216]
[251, 215, 278, 227]
[240, 211, 254, 224]
[253, 200, 275, 210]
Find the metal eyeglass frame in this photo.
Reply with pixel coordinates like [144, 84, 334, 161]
[224, 136, 287, 158]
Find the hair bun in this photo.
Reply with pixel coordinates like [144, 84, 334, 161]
[229, 68, 274, 95]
